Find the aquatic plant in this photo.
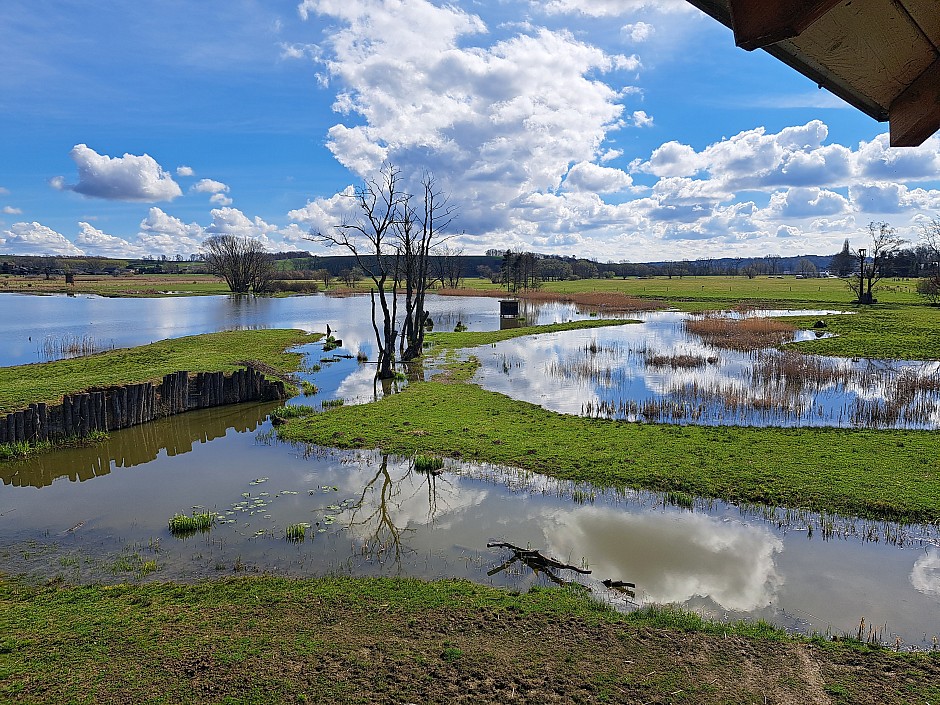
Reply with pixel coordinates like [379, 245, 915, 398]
[300, 380, 318, 396]
[665, 491, 695, 510]
[684, 314, 796, 351]
[168, 511, 216, 537]
[321, 398, 345, 409]
[356, 350, 368, 363]
[413, 454, 444, 474]
[39, 334, 115, 362]
[285, 523, 309, 542]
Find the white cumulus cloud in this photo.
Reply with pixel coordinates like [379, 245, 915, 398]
[0, 222, 85, 256]
[64, 144, 183, 202]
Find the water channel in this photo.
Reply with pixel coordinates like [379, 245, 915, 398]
[1, 292, 938, 648]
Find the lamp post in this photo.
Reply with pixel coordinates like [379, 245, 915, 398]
[857, 248, 867, 304]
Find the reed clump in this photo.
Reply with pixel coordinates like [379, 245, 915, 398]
[39, 334, 115, 362]
[684, 315, 796, 351]
[414, 454, 445, 474]
[285, 523, 309, 542]
[168, 511, 216, 537]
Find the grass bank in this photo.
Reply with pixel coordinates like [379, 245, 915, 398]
[784, 305, 940, 360]
[0, 329, 312, 415]
[427, 318, 638, 349]
[280, 352, 940, 525]
[3, 575, 937, 704]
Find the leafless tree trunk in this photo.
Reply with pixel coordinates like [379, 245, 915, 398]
[398, 174, 456, 362]
[308, 165, 405, 379]
[846, 222, 906, 304]
[432, 244, 464, 288]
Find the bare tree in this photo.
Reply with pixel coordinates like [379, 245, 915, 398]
[917, 217, 940, 304]
[431, 243, 464, 288]
[846, 222, 906, 304]
[397, 174, 456, 362]
[202, 235, 274, 293]
[338, 267, 362, 287]
[309, 164, 406, 379]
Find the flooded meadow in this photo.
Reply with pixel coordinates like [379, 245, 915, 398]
[1, 291, 939, 648]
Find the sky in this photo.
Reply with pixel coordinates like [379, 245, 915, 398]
[2, 0, 939, 263]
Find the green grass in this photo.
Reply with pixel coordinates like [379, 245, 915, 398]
[285, 523, 309, 542]
[784, 305, 940, 360]
[168, 512, 217, 537]
[280, 356, 940, 524]
[0, 329, 313, 414]
[455, 275, 923, 307]
[426, 318, 637, 349]
[2, 575, 937, 705]
[413, 454, 445, 474]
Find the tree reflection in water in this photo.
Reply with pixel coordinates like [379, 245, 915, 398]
[346, 453, 448, 568]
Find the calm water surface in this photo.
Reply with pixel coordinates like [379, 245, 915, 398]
[0, 291, 582, 367]
[2, 293, 939, 647]
[2, 398, 938, 647]
[471, 311, 940, 429]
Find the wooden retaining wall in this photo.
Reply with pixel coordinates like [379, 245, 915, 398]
[0, 367, 287, 446]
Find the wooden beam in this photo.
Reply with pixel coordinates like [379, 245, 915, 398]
[728, 0, 843, 50]
[890, 58, 940, 147]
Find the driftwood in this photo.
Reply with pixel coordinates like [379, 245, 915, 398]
[602, 578, 637, 598]
[486, 541, 592, 586]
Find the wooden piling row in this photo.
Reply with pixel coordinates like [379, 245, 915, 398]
[0, 366, 287, 446]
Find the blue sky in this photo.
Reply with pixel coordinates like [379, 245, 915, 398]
[2, 0, 938, 262]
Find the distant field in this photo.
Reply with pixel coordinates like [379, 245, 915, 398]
[0, 273, 229, 297]
[456, 275, 922, 307]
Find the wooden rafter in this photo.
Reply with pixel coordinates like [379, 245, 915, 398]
[727, 0, 844, 50]
[889, 58, 940, 147]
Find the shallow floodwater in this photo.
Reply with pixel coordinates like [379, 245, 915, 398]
[472, 311, 940, 429]
[0, 291, 582, 367]
[3, 293, 940, 648]
[1, 399, 938, 648]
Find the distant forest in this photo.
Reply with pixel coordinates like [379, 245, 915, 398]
[2, 243, 936, 283]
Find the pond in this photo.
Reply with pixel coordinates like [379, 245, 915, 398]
[2, 292, 939, 649]
[1, 395, 938, 648]
[471, 311, 940, 429]
[0, 291, 583, 367]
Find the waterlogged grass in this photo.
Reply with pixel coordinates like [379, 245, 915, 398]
[2, 576, 937, 704]
[426, 318, 637, 350]
[0, 431, 108, 461]
[167, 512, 217, 537]
[281, 358, 940, 524]
[0, 329, 313, 414]
[413, 454, 445, 474]
[785, 305, 940, 360]
[285, 523, 309, 542]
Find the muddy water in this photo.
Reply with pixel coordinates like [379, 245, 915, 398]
[1, 399, 938, 648]
[471, 311, 940, 429]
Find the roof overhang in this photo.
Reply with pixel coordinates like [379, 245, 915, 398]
[684, 0, 940, 146]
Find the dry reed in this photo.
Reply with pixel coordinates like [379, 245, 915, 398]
[683, 314, 796, 351]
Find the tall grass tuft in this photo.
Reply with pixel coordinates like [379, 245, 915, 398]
[168, 511, 216, 537]
[39, 334, 114, 362]
[684, 314, 796, 351]
[414, 454, 445, 474]
[285, 523, 309, 542]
